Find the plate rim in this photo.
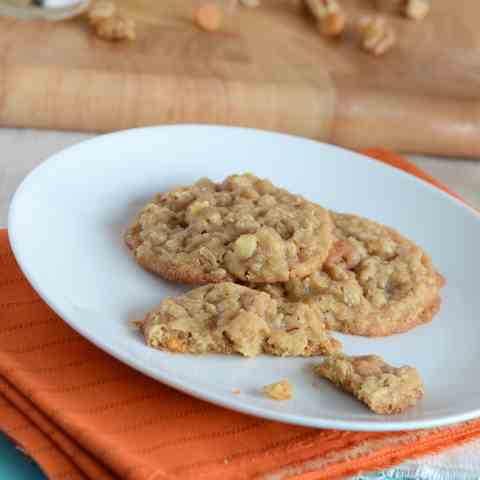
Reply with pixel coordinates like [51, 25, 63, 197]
[8, 124, 480, 432]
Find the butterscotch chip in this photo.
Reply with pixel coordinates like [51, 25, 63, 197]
[315, 354, 424, 414]
[125, 174, 333, 284]
[271, 212, 444, 337]
[263, 379, 293, 401]
[140, 283, 341, 357]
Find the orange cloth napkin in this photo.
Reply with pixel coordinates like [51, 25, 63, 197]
[1, 148, 479, 480]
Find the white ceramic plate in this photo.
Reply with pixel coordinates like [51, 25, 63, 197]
[8, 126, 480, 431]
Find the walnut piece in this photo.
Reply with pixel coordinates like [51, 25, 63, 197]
[404, 0, 430, 20]
[359, 16, 396, 56]
[94, 15, 136, 41]
[304, 0, 347, 37]
[88, 0, 116, 25]
[263, 379, 293, 400]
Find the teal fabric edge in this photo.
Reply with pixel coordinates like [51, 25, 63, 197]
[0, 433, 46, 479]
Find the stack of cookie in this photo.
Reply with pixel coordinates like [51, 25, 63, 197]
[126, 174, 444, 414]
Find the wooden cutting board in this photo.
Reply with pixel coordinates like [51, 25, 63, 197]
[1, 0, 479, 157]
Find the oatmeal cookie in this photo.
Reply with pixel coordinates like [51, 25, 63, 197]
[260, 212, 444, 337]
[139, 283, 341, 357]
[315, 354, 424, 414]
[125, 174, 333, 284]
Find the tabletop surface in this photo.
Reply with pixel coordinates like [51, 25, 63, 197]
[1, 128, 479, 479]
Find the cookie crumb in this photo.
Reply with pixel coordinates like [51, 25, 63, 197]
[263, 379, 293, 400]
[129, 319, 143, 330]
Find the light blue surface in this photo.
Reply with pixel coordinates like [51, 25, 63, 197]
[0, 433, 46, 479]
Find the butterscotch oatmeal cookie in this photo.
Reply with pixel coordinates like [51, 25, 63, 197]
[139, 283, 341, 357]
[276, 212, 444, 337]
[125, 174, 333, 284]
[315, 354, 424, 414]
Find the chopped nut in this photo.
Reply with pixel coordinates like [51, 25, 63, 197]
[304, 0, 347, 37]
[318, 11, 347, 36]
[234, 234, 258, 259]
[404, 0, 430, 20]
[358, 16, 396, 56]
[195, 3, 223, 32]
[94, 15, 136, 41]
[263, 379, 293, 400]
[88, 0, 116, 25]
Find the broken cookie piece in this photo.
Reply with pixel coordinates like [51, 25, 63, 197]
[140, 283, 341, 358]
[315, 354, 424, 414]
[263, 379, 293, 400]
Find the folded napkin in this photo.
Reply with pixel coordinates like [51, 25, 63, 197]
[1, 148, 479, 480]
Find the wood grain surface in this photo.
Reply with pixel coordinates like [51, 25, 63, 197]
[1, 0, 479, 157]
